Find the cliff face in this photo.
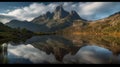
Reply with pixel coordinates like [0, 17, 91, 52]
[31, 5, 85, 25]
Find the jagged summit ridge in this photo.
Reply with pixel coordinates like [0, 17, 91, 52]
[32, 5, 85, 23]
[55, 5, 64, 12]
[53, 5, 70, 20]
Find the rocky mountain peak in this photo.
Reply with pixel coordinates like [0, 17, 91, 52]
[53, 5, 69, 20]
[32, 5, 86, 24]
[55, 5, 63, 12]
[69, 10, 82, 20]
[45, 11, 53, 19]
[70, 10, 77, 14]
[46, 11, 51, 15]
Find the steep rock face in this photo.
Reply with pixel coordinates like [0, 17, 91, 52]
[45, 11, 53, 19]
[6, 5, 86, 32]
[32, 11, 54, 24]
[53, 5, 70, 20]
[69, 10, 81, 20]
[30, 5, 86, 32]
[31, 5, 85, 24]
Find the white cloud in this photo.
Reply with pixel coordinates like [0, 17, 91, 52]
[78, 2, 120, 20]
[1, 2, 120, 23]
[79, 2, 107, 15]
[6, 3, 59, 21]
[0, 14, 16, 24]
[8, 43, 60, 64]
[63, 45, 117, 64]
[62, 2, 120, 20]
[7, 44, 120, 64]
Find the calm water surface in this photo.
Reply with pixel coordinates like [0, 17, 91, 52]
[0, 35, 120, 64]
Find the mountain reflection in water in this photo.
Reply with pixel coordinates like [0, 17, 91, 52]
[0, 35, 120, 64]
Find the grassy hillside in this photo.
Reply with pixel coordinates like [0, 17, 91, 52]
[58, 12, 120, 35]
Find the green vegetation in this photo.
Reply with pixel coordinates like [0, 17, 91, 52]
[0, 22, 34, 44]
[0, 22, 58, 44]
[1, 11, 120, 44]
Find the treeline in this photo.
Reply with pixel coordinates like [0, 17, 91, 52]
[0, 22, 34, 43]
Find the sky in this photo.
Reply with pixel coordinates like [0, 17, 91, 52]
[0, 2, 120, 23]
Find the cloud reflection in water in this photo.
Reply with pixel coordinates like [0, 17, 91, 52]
[7, 43, 120, 64]
[8, 44, 60, 64]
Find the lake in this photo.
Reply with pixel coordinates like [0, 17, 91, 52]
[0, 35, 120, 64]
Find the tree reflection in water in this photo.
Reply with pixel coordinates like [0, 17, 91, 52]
[0, 43, 8, 64]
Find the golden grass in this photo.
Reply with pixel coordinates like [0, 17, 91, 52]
[72, 32, 120, 37]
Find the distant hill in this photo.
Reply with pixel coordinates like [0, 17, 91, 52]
[6, 20, 49, 32]
[0, 22, 33, 43]
[0, 22, 14, 32]
[60, 11, 120, 33]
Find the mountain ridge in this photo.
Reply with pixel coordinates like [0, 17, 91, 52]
[5, 5, 120, 33]
[31, 5, 86, 24]
[6, 5, 86, 32]
[60, 11, 120, 33]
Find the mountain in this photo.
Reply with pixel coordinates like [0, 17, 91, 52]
[0, 15, 16, 24]
[86, 11, 120, 32]
[0, 22, 33, 44]
[32, 5, 85, 24]
[59, 11, 120, 33]
[31, 11, 54, 24]
[6, 5, 120, 33]
[31, 5, 85, 31]
[0, 22, 13, 32]
[6, 5, 86, 32]
[53, 5, 70, 20]
[6, 20, 49, 32]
